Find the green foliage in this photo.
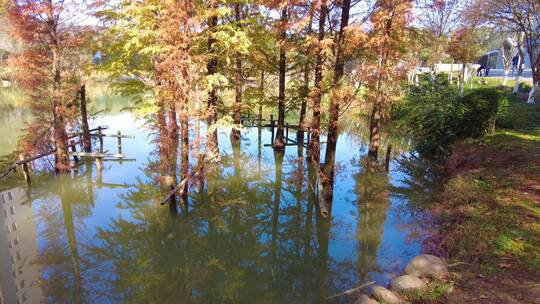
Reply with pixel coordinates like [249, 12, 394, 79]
[397, 74, 509, 156]
[460, 87, 509, 135]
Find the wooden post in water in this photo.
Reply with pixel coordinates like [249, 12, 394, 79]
[117, 130, 122, 153]
[80, 84, 92, 152]
[98, 127, 104, 153]
[19, 154, 30, 184]
[385, 144, 392, 172]
[70, 142, 79, 172]
[117, 130, 123, 164]
[285, 123, 289, 142]
[270, 114, 275, 143]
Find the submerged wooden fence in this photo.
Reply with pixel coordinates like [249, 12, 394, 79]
[1, 126, 135, 184]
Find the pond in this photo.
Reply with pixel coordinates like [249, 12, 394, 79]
[0, 98, 433, 303]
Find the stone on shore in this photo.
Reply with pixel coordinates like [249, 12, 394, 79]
[356, 294, 379, 304]
[390, 275, 427, 294]
[371, 285, 405, 304]
[404, 254, 448, 279]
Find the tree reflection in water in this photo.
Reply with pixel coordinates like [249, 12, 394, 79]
[23, 121, 431, 303]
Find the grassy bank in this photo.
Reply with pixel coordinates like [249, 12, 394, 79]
[427, 96, 540, 303]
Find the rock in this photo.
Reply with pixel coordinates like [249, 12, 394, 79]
[404, 254, 448, 279]
[356, 294, 379, 304]
[371, 285, 405, 304]
[390, 275, 427, 294]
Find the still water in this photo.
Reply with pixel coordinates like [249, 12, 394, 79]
[0, 105, 430, 303]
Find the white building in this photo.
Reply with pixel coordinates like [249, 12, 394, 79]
[0, 188, 42, 304]
[481, 37, 531, 70]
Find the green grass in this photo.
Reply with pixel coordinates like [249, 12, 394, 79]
[465, 76, 535, 93]
[483, 129, 540, 150]
[497, 98, 540, 130]
[433, 77, 540, 274]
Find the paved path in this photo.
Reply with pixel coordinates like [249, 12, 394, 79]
[484, 68, 532, 80]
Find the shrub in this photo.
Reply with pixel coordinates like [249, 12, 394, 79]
[460, 88, 508, 135]
[396, 74, 508, 156]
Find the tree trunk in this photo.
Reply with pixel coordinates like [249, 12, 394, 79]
[206, 12, 220, 160]
[321, 0, 350, 217]
[450, 62, 453, 84]
[460, 63, 466, 96]
[259, 71, 264, 124]
[513, 33, 524, 94]
[308, 0, 327, 167]
[232, 3, 243, 141]
[298, 5, 314, 136]
[79, 84, 91, 152]
[180, 103, 189, 207]
[528, 65, 539, 104]
[274, 5, 287, 150]
[52, 46, 69, 173]
[525, 34, 539, 104]
[368, 102, 381, 161]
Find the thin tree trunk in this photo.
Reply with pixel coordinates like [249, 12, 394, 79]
[308, 0, 327, 167]
[274, 5, 287, 149]
[298, 5, 314, 136]
[79, 84, 91, 152]
[259, 71, 264, 123]
[368, 102, 381, 161]
[460, 63, 466, 96]
[52, 45, 69, 173]
[449, 61, 453, 84]
[180, 103, 189, 207]
[528, 70, 539, 104]
[526, 38, 539, 103]
[206, 12, 220, 160]
[169, 103, 178, 140]
[321, 0, 350, 217]
[513, 33, 525, 94]
[232, 3, 243, 141]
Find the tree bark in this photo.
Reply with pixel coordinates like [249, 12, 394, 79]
[180, 103, 189, 207]
[52, 45, 69, 173]
[460, 63, 466, 96]
[206, 11, 220, 160]
[526, 33, 539, 104]
[308, 0, 327, 167]
[513, 32, 524, 94]
[368, 102, 381, 161]
[321, 0, 350, 217]
[274, 5, 287, 150]
[259, 71, 264, 123]
[79, 84, 91, 152]
[232, 3, 243, 141]
[298, 5, 314, 137]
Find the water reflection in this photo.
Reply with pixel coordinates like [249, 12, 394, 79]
[0, 113, 434, 303]
[354, 158, 390, 283]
